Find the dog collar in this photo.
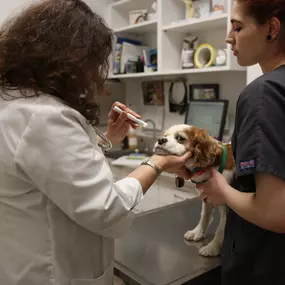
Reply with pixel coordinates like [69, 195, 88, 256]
[190, 145, 227, 185]
[218, 145, 227, 174]
[189, 167, 206, 176]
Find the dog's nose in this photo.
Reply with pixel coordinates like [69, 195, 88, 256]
[158, 137, 167, 145]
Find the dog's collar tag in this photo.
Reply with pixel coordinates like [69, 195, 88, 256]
[175, 176, 185, 188]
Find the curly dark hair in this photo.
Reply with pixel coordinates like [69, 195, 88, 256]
[0, 0, 113, 124]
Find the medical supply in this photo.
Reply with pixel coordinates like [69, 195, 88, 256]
[127, 126, 138, 150]
[194, 43, 216, 68]
[181, 35, 198, 69]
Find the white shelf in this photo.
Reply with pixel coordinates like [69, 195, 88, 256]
[162, 66, 230, 75]
[162, 13, 228, 33]
[110, 0, 156, 11]
[113, 20, 157, 34]
[109, 66, 244, 79]
[111, 0, 132, 8]
[109, 72, 159, 79]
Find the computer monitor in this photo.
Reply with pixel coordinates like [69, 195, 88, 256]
[184, 100, 229, 141]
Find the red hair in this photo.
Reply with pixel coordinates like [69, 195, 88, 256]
[238, 0, 285, 24]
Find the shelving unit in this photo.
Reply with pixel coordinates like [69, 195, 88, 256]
[110, 0, 155, 11]
[109, 0, 245, 80]
[108, 65, 241, 79]
[162, 13, 228, 33]
[113, 19, 157, 34]
[110, 0, 134, 9]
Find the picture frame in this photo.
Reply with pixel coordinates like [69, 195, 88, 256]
[189, 83, 219, 100]
[142, 81, 164, 106]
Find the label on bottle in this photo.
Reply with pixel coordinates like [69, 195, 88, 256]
[128, 137, 138, 148]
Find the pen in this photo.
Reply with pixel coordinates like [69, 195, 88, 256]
[113, 106, 148, 128]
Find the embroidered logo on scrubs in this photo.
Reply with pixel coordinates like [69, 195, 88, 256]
[240, 159, 255, 170]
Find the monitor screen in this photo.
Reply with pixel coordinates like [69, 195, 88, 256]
[185, 100, 228, 140]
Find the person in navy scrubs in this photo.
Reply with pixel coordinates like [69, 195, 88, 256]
[197, 0, 285, 284]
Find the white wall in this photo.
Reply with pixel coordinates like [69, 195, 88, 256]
[247, 64, 262, 84]
[85, 0, 112, 20]
[0, 0, 35, 25]
[124, 72, 246, 138]
[0, 0, 110, 25]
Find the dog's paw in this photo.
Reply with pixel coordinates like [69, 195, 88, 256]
[199, 242, 221, 257]
[184, 228, 205, 242]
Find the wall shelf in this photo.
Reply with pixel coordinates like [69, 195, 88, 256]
[162, 13, 228, 33]
[110, 0, 154, 10]
[111, 0, 133, 9]
[113, 20, 157, 34]
[109, 65, 245, 79]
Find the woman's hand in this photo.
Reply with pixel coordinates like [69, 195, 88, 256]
[196, 168, 229, 206]
[175, 167, 193, 180]
[151, 153, 192, 175]
[105, 102, 140, 144]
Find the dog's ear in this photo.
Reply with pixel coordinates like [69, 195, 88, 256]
[191, 129, 220, 167]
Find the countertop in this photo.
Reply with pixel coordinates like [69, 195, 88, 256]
[114, 197, 221, 285]
[108, 154, 196, 187]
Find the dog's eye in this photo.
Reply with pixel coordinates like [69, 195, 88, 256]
[175, 135, 186, 142]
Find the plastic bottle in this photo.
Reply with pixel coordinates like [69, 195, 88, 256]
[127, 126, 138, 150]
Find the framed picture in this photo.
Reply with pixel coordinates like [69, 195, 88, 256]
[142, 81, 164, 106]
[189, 84, 219, 100]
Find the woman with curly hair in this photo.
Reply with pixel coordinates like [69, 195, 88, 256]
[0, 1, 191, 284]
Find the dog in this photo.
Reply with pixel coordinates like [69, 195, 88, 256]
[153, 124, 235, 257]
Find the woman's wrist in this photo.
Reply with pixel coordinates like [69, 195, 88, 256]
[104, 131, 116, 145]
[150, 155, 167, 171]
[221, 183, 234, 204]
[104, 131, 111, 141]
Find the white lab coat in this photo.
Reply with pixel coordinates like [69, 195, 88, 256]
[0, 91, 143, 285]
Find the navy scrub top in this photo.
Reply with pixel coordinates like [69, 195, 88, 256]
[221, 65, 285, 285]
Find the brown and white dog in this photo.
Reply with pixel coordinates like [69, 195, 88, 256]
[154, 124, 235, 257]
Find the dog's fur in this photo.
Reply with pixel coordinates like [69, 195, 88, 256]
[153, 124, 235, 257]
